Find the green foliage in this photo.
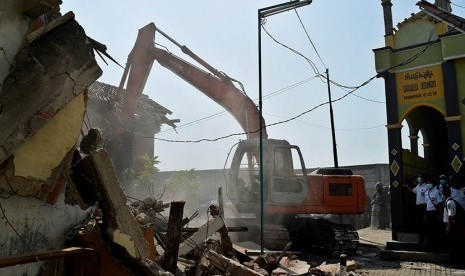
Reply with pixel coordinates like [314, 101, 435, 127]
[164, 169, 200, 196]
[123, 154, 160, 190]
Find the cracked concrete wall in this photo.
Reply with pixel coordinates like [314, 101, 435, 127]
[0, 193, 88, 276]
[0, 13, 102, 203]
[0, 14, 102, 164]
[0, 0, 31, 93]
[14, 92, 86, 180]
[0, 5, 102, 275]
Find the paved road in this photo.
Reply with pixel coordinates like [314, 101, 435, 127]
[354, 227, 465, 276]
[295, 227, 465, 275]
[355, 255, 465, 276]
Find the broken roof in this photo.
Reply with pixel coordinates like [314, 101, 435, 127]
[417, 0, 465, 33]
[88, 81, 172, 120]
[397, 1, 465, 32]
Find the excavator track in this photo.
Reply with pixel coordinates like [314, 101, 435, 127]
[226, 217, 359, 256]
[286, 217, 359, 256]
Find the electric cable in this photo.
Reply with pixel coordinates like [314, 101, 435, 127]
[262, 23, 383, 103]
[294, 10, 327, 69]
[93, 21, 452, 145]
[157, 75, 318, 134]
[261, 24, 321, 77]
[451, 1, 465, 8]
[266, 112, 385, 131]
[334, 85, 385, 104]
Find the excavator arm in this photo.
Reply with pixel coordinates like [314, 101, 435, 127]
[150, 47, 267, 139]
[116, 22, 267, 140]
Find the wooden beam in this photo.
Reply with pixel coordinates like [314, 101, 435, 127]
[0, 247, 96, 268]
[161, 201, 185, 274]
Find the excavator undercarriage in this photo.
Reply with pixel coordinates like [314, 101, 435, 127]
[227, 216, 359, 256]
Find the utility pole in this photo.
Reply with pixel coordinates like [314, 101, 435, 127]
[326, 68, 338, 168]
[258, 0, 313, 254]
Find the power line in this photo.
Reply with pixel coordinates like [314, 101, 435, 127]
[451, 1, 465, 8]
[262, 25, 322, 77]
[333, 85, 385, 104]
[266, 112, 385, 131]
[97, 23, 450, 144]
[261, 24, 384, 103]
[159, 112, 227, 134]
[294, 10, 327, 69]
[158, 76, 318, 134]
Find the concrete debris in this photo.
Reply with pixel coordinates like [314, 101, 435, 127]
[317, 260, 359, 276]
[79, 127, 104, 154]
[205, 250, 263, 276]
[0, 12, 102, 164]
[130, 197, 169, 227]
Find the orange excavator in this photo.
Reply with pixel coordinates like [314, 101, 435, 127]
[116, 23, 366, 254]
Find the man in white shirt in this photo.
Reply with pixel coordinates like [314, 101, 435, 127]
[412, 175, 427, 207]
[452, 186, 465, 208]
[406, 174, 427, 244]
[450, 175, 465, 210]
[424, 180, 443, 251]
[442, 185, 461, 265]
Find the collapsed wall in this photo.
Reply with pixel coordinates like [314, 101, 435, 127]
[0, 1, 102, 274]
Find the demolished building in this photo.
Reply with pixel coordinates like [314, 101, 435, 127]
[85, 81, 176, 189]
[0, 1, 388, 275]
[0, 1, 175, 275]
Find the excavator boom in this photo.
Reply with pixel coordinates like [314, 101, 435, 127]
[117, 22, 267, 140]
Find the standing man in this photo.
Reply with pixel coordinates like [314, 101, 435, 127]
[450, 175, 465, 210]
[406, 174, 427, 245]
[424, 178, 443, 251]
[438, 174, 448, 198]
[442, 185, 464, 265]
[372, 182, 389, 229]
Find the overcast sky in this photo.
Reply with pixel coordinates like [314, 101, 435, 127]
[61, 1, 465, 171]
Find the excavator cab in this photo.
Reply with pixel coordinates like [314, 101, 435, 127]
[227, 138, 308, 213]
[226, 138, 366, 255]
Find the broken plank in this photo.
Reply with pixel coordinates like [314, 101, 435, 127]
[0, 247, 97, 268]
[161, 201, 185, 274]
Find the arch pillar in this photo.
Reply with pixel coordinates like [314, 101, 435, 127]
[443, 60, 464, 176]
[409, 135, 419, 155]
[383, 72, 406, 240]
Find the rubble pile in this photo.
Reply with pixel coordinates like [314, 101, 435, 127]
[63, 188, 362, 276]
[130, 197, 169, 228]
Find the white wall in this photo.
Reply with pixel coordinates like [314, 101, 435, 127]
[0, 0, 31, 93]
[0, 193, 88, 275]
